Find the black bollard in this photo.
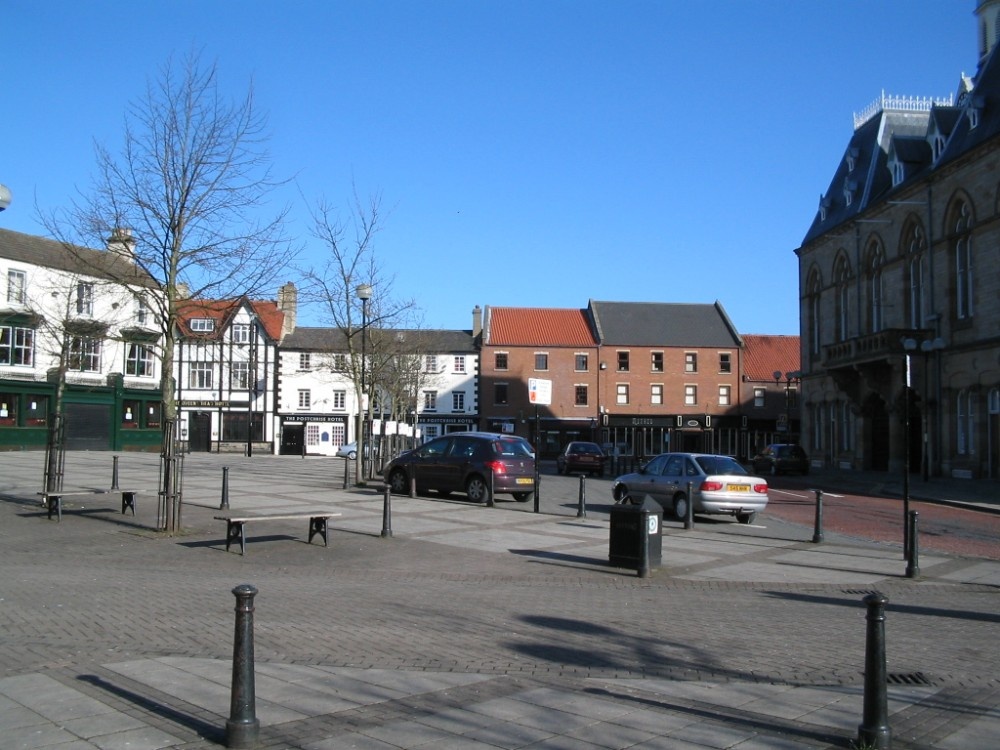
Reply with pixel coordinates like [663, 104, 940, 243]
[111, 455, 120, 490]
[220, 466, 230, 510]
[905, 511, 920, 579]
[343, 457, 349, 490]
[226, 584, 259, 749]
[487, 469, 495, 507]
[684, 481, 694, 530]
[381, 484, 393, 538]
[812, 489, 824, 543]
[857, 593, 891, 750]
[637, 511, 651, 579]
[577, 475, 587, 518]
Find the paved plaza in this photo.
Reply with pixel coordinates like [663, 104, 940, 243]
[1, 451, 998, 749]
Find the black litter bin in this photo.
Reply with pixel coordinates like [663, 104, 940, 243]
[609, 495, 662, 570]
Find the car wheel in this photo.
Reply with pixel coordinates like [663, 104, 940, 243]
[737, 511, 757, 524]
[388, 469, 408, 494]
[513, 492, 532, 502]
[557, 463, 564, 475]
[769, 464, 778, 476]
[673, 494, 689, 521]
[613, 484, 629, 503]
[466, 475, 491, 504]
[348, 451, 357, 460]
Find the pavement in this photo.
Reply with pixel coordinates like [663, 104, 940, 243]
[1, 451, 998, 750]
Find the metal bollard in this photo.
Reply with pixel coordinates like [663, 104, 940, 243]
[409, 474, 416, 499]
[812, 489, 824, 543]
[577, 475, 587, 518]
[111, 455, 120, 490]
[343, 458, 349, 490]
[637, 512, 651, 579]
[684, 481, 694, 530]
[857, 593, 891, 750]
[381, 485, 393, 538]
[905, 511, 920, 579]
[220, 466, 230, 510]
[226, 584, 259, 749]
[487, 470, 495, 507]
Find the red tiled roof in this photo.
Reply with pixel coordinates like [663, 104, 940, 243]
[485, 307, 596, 347]
[742, 334, 801, 381]
[177, 297, 284, 341]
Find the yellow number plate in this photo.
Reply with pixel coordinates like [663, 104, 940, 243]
[516, 477, 534, 485]
[728, 484, 750, 492]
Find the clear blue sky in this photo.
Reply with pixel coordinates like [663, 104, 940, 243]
[2, 1, 977, 335]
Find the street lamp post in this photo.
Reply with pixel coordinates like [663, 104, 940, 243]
[355, 283, 373, 483]
[772, 370, 801, 441]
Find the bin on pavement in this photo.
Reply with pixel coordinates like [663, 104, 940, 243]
[609, 495, 662, 570]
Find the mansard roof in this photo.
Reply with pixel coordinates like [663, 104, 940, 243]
[587, 300, 742, 348]
[741, 334, 801, 382]
[802, 42, 1000, 246]
[280, 326, 476, 353]
[0, 227, 157, 288]
[482, 307, 597, 347]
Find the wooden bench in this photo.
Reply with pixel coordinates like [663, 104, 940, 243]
[214, 513, 342, 555]
[38, 489, 139, 521]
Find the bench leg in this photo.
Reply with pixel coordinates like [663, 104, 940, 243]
[47, 495, 62, 522]
[225, 520, 246, 555]
[308, 516, 329, 546]
[121, 491, 137, 516]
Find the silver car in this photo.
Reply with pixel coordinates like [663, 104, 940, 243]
[612, 453, 768, 524]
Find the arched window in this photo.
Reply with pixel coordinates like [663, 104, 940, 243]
[807, 269, 822, 357]
[953, 201, 974, 319]
[866, 242, 884, 333]
[834, 255, 851, 342]
[904, 224, 927, 328]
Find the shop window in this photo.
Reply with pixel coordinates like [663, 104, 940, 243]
[146, 402, 162, 429]
[0, 392, 17, 425]
[122, 400, 140, 428]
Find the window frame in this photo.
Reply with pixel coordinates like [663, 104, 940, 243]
[125, 342, 155, 378]
[7, 269, 26, 304]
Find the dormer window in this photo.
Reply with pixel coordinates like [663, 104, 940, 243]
[190, 318, 214, 332]
[845, 147, 860, 172]
[890, 157, 905, 187]
[843, 180, 857, 208]
[966, 95, 984, 129]
[819, 195, 832, 222]
[931, 133, 946, 161]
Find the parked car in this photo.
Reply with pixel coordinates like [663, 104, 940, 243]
[556, 441, 606, 476]
[336, 442, 359, 459]
[383, 432, 536, 503]
[751, 444, 810, 475]
[612, 452, 768, 524]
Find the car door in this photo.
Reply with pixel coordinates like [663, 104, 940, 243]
[410, 436, 452, 491]
[656, 454, 688, 505]
[441, 435, 480, 492]
[629, 454, 671, 506]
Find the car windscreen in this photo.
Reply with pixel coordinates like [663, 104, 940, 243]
[572, 443, 602, 454]
[695, 456, 747, 476]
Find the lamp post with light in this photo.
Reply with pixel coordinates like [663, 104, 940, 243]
[355, 283, 373, 483]
[772, 370, 801, 441]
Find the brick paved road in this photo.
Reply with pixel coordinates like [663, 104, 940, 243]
[2, 452, 999, 749]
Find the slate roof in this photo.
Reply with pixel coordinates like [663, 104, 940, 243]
[0, 227, 158, 288]
[801, 41, 1000, 245]
[280, 327, 476, 353]
[483, 307, 597, 347]
[177, 297, 285, 342]
[741, 334, 801, 382]
[588, 300, 742, 347]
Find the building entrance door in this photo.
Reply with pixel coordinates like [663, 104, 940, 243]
[189, 412, 211, 452]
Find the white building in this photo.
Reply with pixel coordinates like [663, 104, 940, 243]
[174, 284, 295, 453]
[277, 324, 479, 457]
[0, 227, 164, 450]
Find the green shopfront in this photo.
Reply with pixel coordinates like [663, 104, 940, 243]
[0, 373, 162, 452]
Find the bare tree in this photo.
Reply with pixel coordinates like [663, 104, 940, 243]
[301, 191, 417, 480]
[45, 51, 295, 532]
